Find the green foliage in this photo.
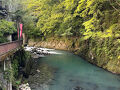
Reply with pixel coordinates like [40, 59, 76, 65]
[0, 20, 16, 34]
[4, 69, 14, 82]
[22, 0, 120, 39]
[12, 58, 19, 78]
[22, 0, 84, 37]
[10, 48, 32, 88]
[0, 20, 16, 43]
[21, 0, 120, 73]
[15, 80, 21, 85]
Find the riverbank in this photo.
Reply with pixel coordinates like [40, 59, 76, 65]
[25, 49, 120, 90]
[27, 59, 55, 90]
[28, 37, 120, 74]
[22, 47, 61, 90]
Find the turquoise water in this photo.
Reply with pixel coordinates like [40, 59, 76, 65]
[39, 50, 120, 90]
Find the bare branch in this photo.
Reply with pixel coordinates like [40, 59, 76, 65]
[115, 0, 120, 6]
[109, 0, 120, 14]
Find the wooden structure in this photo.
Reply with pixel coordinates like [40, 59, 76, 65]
[0, 40, 23, 61]
[0, 40, 23, 90]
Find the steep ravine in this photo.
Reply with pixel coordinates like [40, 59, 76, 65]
[28, 37, 120, 74]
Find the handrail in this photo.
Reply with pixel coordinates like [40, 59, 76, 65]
[0, 40, 23, 56]
[0, 40, 21, 46]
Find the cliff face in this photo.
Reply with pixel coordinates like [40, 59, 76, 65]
[28, 37, 120, 74]
[28, 37, 74, 50]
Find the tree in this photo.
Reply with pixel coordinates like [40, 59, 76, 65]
[0, 20, 16, 43]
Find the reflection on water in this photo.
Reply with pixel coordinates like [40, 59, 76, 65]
[32, 50, 120, 90]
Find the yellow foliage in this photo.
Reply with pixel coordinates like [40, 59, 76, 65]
[118, 56, 120, 59]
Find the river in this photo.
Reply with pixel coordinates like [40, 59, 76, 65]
[30, 50, 120, 90]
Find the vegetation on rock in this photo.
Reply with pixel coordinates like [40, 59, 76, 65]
[2, 48, 32, 89]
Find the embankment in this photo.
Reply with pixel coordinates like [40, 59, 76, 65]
[28, 37, 120, 74]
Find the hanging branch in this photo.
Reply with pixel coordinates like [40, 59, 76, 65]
[109, 0, 120, 15]
[115, 0, 120, 6]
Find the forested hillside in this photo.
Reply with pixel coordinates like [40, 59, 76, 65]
[21, 0, 120, 73]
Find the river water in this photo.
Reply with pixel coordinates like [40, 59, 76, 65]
[33, 50, 120, 90]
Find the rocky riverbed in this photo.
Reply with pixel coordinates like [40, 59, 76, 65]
[22, 46, 59, 90]
[28, 61, 55, 90]
[24, 46, 62, 58]
[19, 83, 31, 90]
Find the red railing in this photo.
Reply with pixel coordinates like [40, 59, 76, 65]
[0, 40, 23, 56]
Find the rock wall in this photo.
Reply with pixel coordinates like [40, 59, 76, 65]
[28, 37, 76, 50]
